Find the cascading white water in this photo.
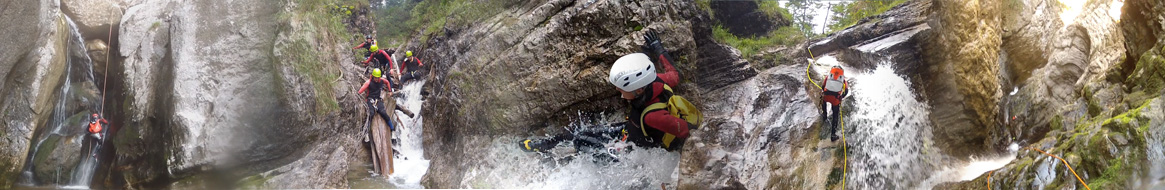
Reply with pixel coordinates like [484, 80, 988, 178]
[841, 63, 940, 189]
[387, 80, 431, 188]
[454, 115, 679, 189]
[815, 51, 1014, 189]
[18, 15, 105, 188]
[63, 15, 101, 188]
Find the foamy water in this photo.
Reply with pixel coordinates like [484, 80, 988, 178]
[387, 80, 431, 188]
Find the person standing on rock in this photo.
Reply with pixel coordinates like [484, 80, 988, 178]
[821, 66, 849, 142]
[398, 50, 426, 83]
[353, 34, 377, 58]
[519, 30, 700, 154]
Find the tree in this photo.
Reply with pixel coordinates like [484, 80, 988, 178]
[827, 0, 906, 33]
[786, 0, 820, 36]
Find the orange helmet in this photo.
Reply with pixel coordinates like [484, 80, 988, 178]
[830, 66, 844, 79]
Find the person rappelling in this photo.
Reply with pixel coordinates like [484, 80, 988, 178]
[88, 113, 108, 141]
[821, 66, 850, 142]
[518, 30, 702, 159]
[87, 113, 109, 158]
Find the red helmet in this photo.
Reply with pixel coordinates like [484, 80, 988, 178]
[830, 66, 844, 79]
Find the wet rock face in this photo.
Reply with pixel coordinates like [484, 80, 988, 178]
[31, 135, 84, 184]
[113, 0, 362, 188]
[1003, 0, 1128, 144]
[941, 0, 1165, 188]
[1122, 0, 1163, 61]
[678, 65, 821, 189]
[917, 0, 1003, 157]
[86, 39, 109, 79]
[0, 0, 72, 188]
[418, 0, 754, 187]
[709, 0, 786, 38]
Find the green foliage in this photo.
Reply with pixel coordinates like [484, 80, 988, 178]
[377, 0, 519, 45]
[1125, 47, 1165, 94]
[757, 1, 792, 22]
[712, 25, 806, 57]
[285, 39, 341, 114]
[695, 0, 712, 15]
[827, 0, 908, 33]
[278, 0, 358, 114]
[786, 0, 820, 35]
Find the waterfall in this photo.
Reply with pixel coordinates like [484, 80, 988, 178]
[387, 80, 432, 188]
[17, 15, 105, 188]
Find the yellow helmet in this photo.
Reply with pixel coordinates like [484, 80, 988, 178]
[370, 44, 379, 52]
[372, 68, 382, 78]
[406, 51, 413, 57]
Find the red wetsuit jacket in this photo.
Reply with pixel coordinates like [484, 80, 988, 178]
[637, 53, 690, 139]
[358, 77, 394, 99]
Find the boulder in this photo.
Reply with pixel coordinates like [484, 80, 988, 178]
[60, 0, 126, 33]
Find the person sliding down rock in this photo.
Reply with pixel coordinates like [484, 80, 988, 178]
[821, 66, 850, 142]
[519, 30, 703, 155]
[397, 50, 427, 83]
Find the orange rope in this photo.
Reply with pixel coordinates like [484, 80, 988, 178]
[986, 170, 993, 190]
[1031, 147, 1091, 190]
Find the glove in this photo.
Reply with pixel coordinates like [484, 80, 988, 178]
[641, 30, 666, 58]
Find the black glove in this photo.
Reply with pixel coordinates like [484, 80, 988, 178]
[641, 30, 666, 59]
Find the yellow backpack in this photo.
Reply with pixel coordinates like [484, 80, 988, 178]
[638, 84, 703, 148]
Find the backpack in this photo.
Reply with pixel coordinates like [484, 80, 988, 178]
[824, 75, 846, 93]
[638, 84, 703, 148]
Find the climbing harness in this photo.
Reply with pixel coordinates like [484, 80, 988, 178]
[805, 48, 847, 189]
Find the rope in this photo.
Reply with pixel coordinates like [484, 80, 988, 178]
[839, 99, 847, 189]
[805, 48, 846, 189]
[805, 49, 823, 90]
[1031, 147, 1091, 190]
[100, 15, 112, 114]
[987, 170, 993, 190]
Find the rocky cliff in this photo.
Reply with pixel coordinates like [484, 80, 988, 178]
[2, 0, 373, 188]
[0, 0, 82, 187]
[412, 0, 755, 187]
[112, 0, 370, 188]
[938, 0, 1165, 188]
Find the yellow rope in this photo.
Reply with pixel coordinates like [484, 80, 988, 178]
[805, 49, 823, 90]
[1031, 147, 1091, 190]
[806, 48, 846, 189]
[839, 101, 847, 189]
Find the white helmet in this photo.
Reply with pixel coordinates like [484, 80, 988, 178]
[608, 53, 657, 92]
